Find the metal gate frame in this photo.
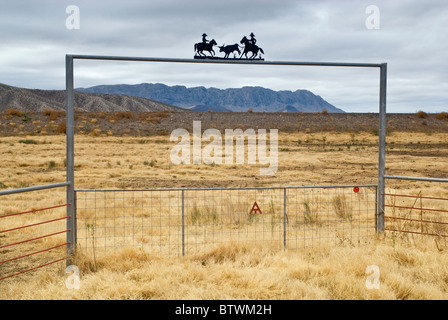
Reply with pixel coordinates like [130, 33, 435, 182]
[74, 184, 379, 256]
[65, 55, 388, 262]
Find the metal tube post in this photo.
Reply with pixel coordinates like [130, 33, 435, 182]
[283, 188, 287, 249]
[182, 190, 185, 256]
[377, 63, 387, 233]
[374, 186, 378, 233]
[66, 55, 76, 264]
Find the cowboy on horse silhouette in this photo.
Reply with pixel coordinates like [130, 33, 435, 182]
[240, 33, 264, 59]
[195, 33, 217, 57]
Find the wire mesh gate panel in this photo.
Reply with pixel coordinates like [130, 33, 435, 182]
[75, 185, 377, 257]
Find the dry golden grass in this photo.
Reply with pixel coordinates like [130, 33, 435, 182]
[1, 239, 447, 300]
[1, 130, 444, 192]
[0, 130, 447, 300]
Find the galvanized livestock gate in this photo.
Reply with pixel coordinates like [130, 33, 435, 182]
[74, 184, 379, 257]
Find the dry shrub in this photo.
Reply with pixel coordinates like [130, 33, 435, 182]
[88, 111, 106, 119]
[3, 108, 23, 117]
[89, 128, 102, 136]
[96, 112, 106, 119]
[42, 108, 66, 120]
[155, 110, 171, 118]
[321, 109, 329, 115]
[149, 117, 160, 124]
[138, 110, 172, 124]
[57, 122, 66, 134]
[156, 129, 169, 136]
[416, 110, 428, 119]
[114, 111, 133, 120]
[148, 113, 161, 124]
[435, 112, 448, 121]
[42, 108, 52, 116]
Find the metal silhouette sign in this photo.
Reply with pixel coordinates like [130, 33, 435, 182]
[194, 33, 264, 60]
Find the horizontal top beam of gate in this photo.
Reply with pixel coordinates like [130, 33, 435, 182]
[68, 54, 385, 68]
[385, 175, 448, 183]
[0, 182, 70, 196]
[75, 184, 378, 193]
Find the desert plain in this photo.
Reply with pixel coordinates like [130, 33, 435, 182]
[0, 109, 447, 300]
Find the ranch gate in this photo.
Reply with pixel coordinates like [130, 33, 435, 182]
[64, 55, 388, 261]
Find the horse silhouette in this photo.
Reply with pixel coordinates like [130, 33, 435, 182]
[240, 36, 264, 59]
[194, 39, 218, 57]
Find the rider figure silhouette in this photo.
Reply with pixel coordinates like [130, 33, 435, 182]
[249, 32, 256, 45]
[202, 33, 208, 44]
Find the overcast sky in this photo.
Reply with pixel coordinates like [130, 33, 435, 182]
[0, 0, 447, 113]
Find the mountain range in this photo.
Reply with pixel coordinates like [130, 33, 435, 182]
[0, 82, 344, 113]
[0, 83, 181, 113]
[77, 83, 344, 113]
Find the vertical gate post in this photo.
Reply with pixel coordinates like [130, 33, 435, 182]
[66, 55, 76, 264]
[182, 189, 185, 256]
[374, 186, 378, 233]
[283, 188, 287, 249]
[377, 63, 387, 233]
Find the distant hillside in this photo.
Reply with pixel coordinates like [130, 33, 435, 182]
[77, 83, 344, 113]
[0, 83, 182, 112]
